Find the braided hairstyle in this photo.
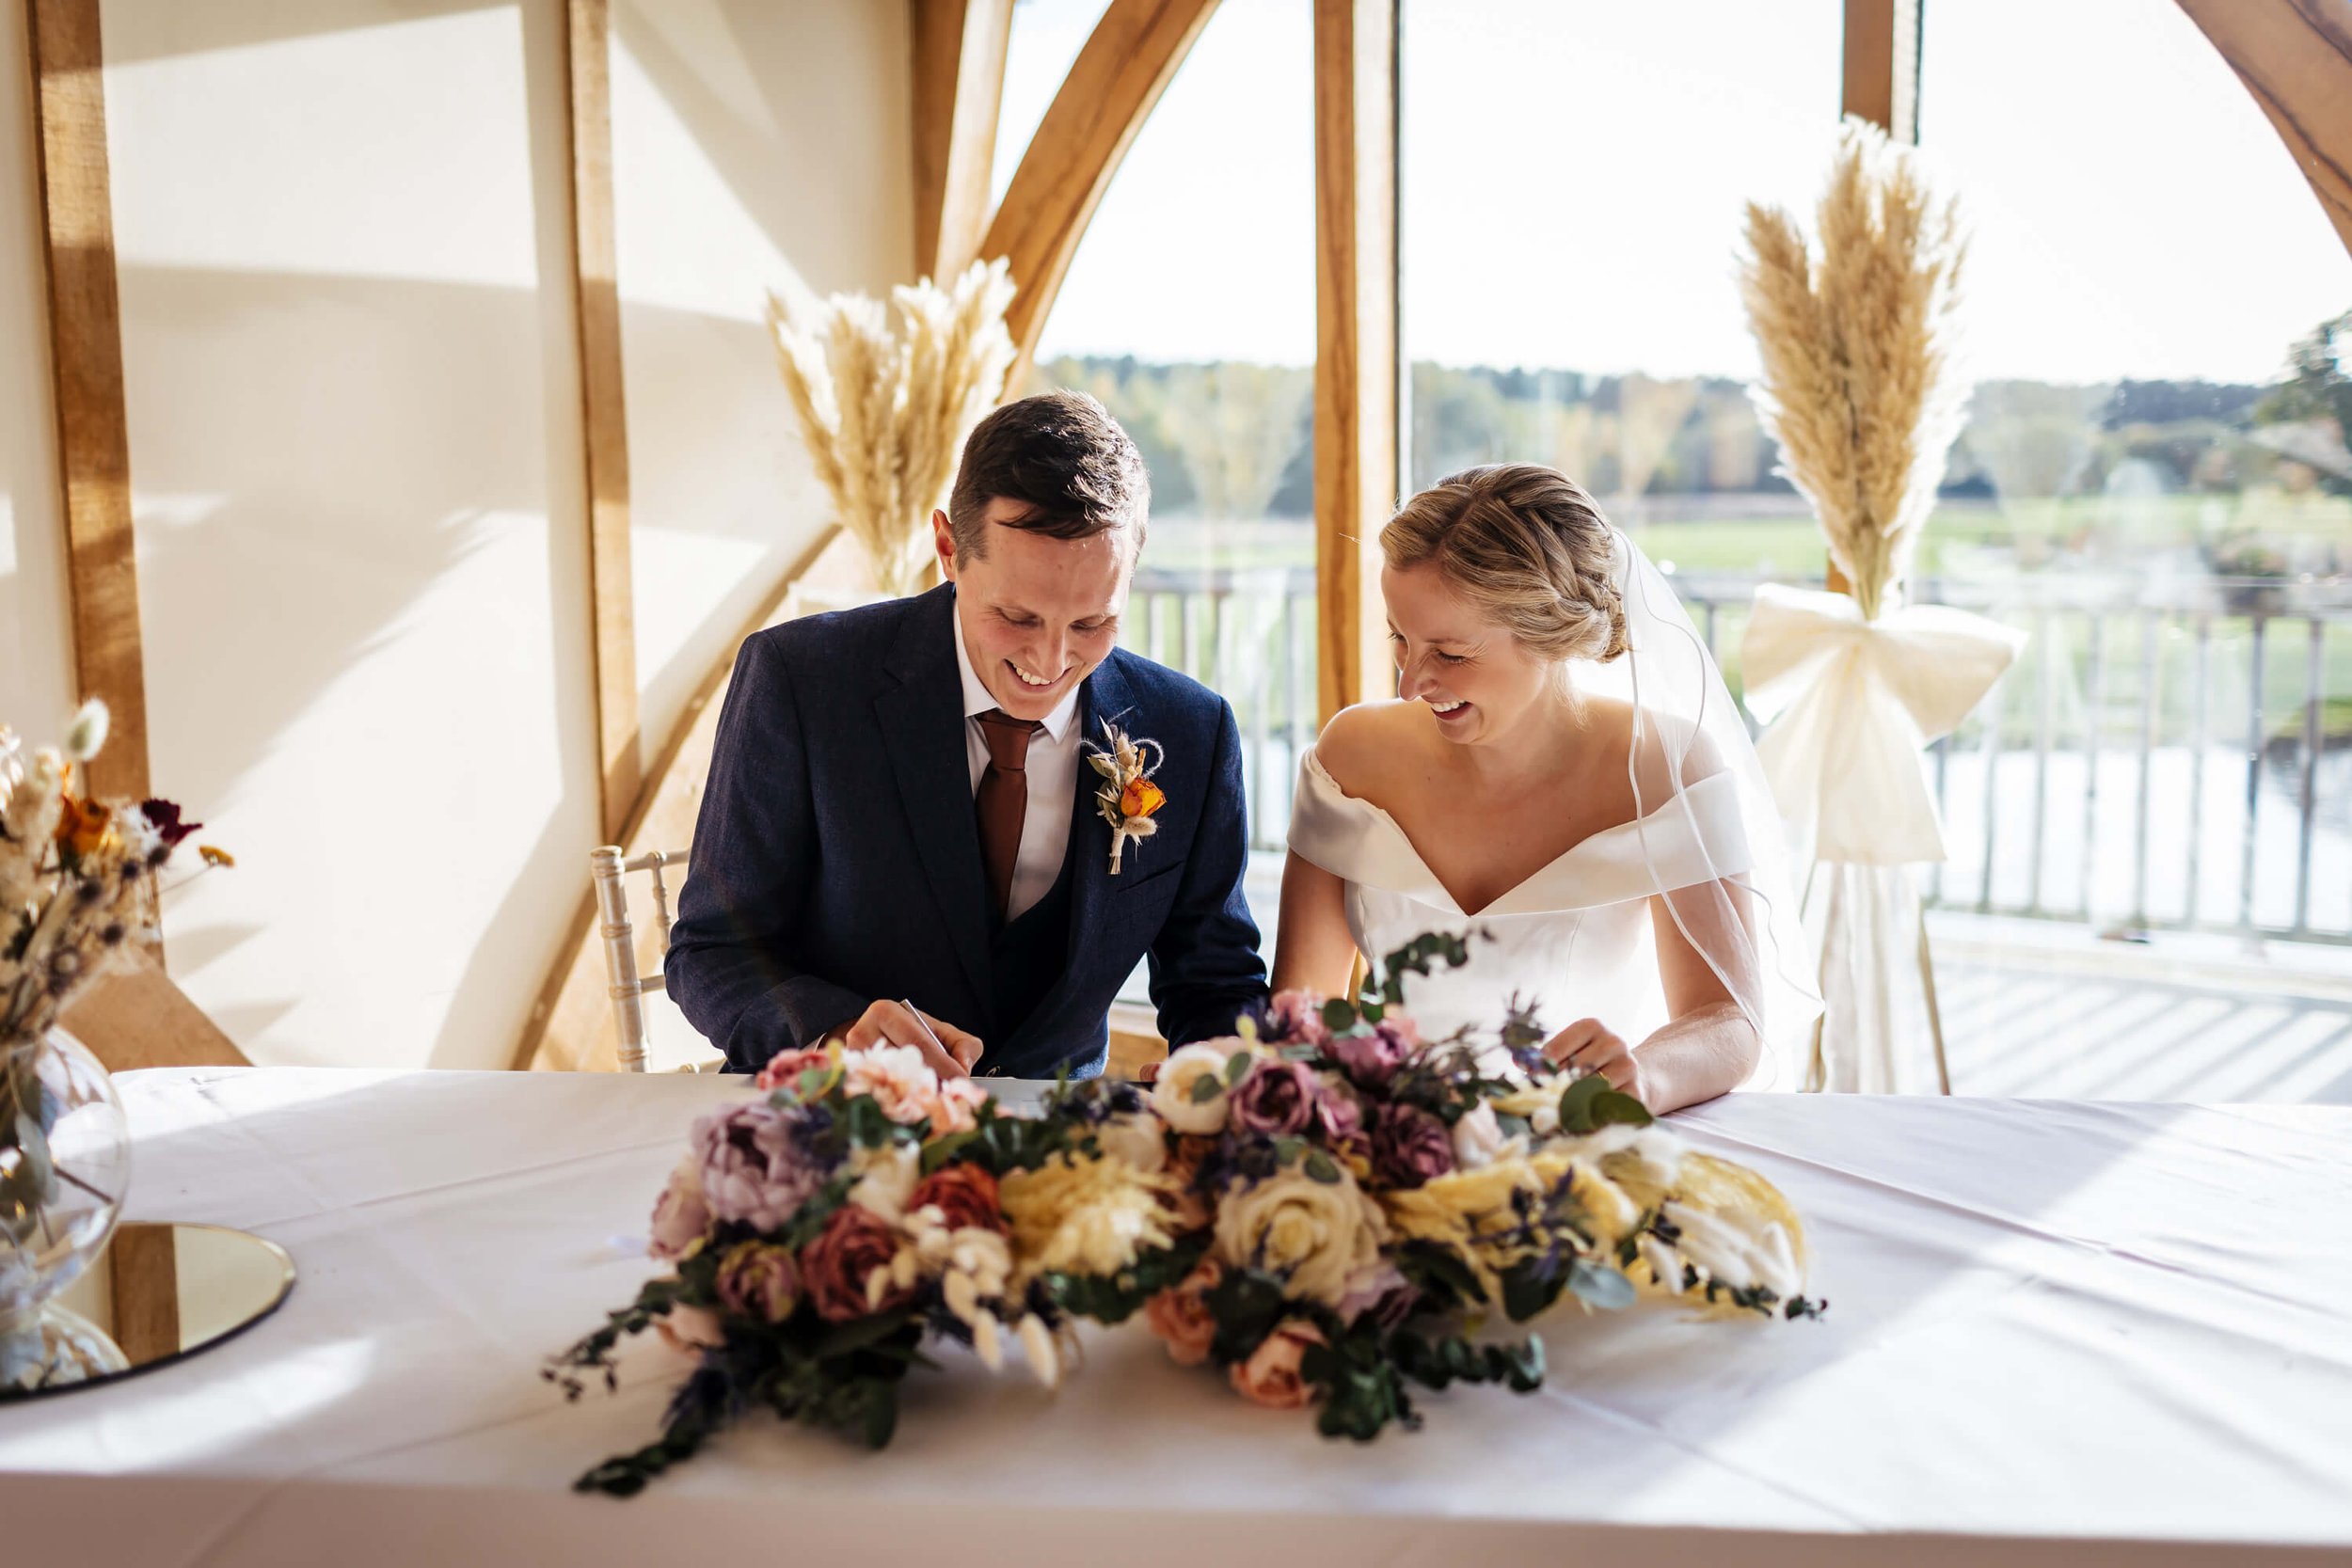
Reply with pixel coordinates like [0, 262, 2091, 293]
[1379, 464, 1629, 664]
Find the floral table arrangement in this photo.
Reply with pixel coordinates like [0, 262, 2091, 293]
[550, 936, 1823, 1495]
[3, 701, 227, 1389]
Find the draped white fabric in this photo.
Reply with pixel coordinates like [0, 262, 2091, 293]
[8, 1068, 2349, 1567]
[1741, 585, 2026, 1091]
[1743, 584, 2026, 868]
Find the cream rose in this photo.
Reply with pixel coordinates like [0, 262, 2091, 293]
[1094, 1111, 1170, 1174]
[1450, 1101, 1517, 1171]
[1152, 1041, 1242, 1135]
[1213, 1163, 1387, 1307]
[846, 1141, 922, 1221]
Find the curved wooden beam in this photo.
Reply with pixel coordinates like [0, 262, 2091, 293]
[912, 0, 1015, 280]
[516, 525, 863, 1070]
[980, 0, 1222, 387]
[560, 0, 642, 843]
[2175, 0, 2352, 260]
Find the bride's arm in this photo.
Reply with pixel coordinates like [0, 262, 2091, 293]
[1634, 895, 1764, 1110]
[1557, 894, 1764, 1112]
[1271, 851, 1359, 999]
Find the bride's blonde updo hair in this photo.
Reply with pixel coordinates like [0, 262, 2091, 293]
[1379, 464, 1630, 664]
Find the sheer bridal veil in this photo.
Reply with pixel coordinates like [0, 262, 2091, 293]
[1576, 531, 1820, 1089]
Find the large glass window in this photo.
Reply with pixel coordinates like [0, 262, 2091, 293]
[1917, 0, 2352, 940]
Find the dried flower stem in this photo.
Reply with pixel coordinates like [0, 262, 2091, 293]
[1740, 118, 1969, 618]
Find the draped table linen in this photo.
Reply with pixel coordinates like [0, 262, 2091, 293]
[6, 1068, 2349, 1567]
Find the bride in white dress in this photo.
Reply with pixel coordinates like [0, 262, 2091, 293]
[1275, 465, 1816, 1109]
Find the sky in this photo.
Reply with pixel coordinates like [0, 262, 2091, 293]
[992, 0, 2352, 386]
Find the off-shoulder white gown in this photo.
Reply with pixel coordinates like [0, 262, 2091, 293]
[1286, 747, 1758, 1048]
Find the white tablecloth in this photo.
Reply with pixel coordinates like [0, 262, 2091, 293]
[7, 1068, 2350, 1567]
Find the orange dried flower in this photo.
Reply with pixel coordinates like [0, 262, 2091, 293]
[53, 796, 113, 858]
[1119, 778, 1167, 820]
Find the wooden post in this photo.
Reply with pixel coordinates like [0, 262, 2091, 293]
[1841, 0, 1919, 144]
[25, 0, 148, 801]
[560, 0, 641, 844]
[1311, 0, 1400, 723]
[911, 0, 1015, 281]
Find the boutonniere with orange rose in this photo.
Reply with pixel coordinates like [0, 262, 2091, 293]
[1083, 719, 1166, 875]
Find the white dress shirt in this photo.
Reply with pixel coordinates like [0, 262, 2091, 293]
[952, 610, 1084, 922]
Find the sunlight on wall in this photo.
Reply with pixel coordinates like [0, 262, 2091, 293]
[611, 0, 911, 768]
[104, 1, 590, 1070]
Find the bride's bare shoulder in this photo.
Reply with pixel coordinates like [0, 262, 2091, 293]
[1313, 701, 1427, 798]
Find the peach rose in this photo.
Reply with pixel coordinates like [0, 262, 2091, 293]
[654, 1303, 725, 1354]
[843, 1044, 987, 1133]
[1228, 1319, 1326, 1409]
[1143, 1258, 1222, 1366]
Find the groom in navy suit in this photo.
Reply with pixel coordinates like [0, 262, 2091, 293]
[667, 390, 1268, 1080]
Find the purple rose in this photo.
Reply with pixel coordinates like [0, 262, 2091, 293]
[1263, 990, 1331, 1047]
[1229, 1059, 1317, 1136]
[1311, 1072, 1366, 1143]
[1328, 1026, 1408, 1090]
[1335, 1259, 1420, 1331]
[647, 1154, 712, 1260]
[1372, 1103, 1455, 1189]
[691, 1101, 825, 1231]
[714, 1242, 800, 1323]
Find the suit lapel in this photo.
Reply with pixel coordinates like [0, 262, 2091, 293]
[874, 585, 993, 1008]
[1061, 655, 1140, 972]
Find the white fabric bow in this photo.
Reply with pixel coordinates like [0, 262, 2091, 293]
[1741, 584, 2026, 866]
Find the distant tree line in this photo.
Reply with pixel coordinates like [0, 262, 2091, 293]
[1036, 309, 2351, 518]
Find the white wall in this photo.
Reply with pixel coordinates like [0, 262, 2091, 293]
[0, 1, 909, 1069]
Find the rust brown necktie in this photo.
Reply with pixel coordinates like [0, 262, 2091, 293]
[973, 708, 1043, 923]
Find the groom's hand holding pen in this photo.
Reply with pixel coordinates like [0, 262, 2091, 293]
[828, 998, 984, 1079]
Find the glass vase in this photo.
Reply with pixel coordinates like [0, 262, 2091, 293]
[0, 1026, 132, 1391]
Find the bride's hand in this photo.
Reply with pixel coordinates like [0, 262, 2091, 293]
[1543, 1018, 1644, 1099]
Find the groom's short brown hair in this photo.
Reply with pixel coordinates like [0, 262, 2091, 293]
[946, 390, 1149, 561]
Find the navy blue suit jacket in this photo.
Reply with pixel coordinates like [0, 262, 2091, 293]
[666, 583, 1268, 1078]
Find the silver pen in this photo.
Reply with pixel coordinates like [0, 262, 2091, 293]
[899, 999, 975, 1076]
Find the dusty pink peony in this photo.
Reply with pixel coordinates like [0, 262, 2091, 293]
[647, 1154, 713, 1261]
[692, 1102, 826, 1231]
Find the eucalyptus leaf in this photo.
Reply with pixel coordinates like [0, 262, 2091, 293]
[1189, 1073, 1223, 1105]
[1320, 998, 1358, 1033]
[1224, 1051, 1253, 1086]
[1303, 1151, 1341, 1184]
[1556, 1073, 1611, 1134]
[1566, 1259, 1637, 1311]
[1590, 1090, 1655, 1128]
